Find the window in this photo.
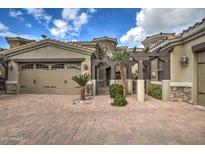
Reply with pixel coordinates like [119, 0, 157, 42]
[115, 71, 121, 79]
[36, 64, 49, 70]
[158, 59, 164, 81]
[51, 63, 64, 69]
[21, 64, 34, 70]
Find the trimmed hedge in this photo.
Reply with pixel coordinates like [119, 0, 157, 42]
[108, 84, 123, 98]
[148, 84, 162, 100]
[111, 94, 127, 106]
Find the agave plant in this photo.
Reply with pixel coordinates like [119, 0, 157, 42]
[72, 74, 91, 100]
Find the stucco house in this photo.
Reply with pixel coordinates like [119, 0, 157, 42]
[129, 18, 205, 107]
[0, 36, 133, 95]
[0, 18, 205, 107]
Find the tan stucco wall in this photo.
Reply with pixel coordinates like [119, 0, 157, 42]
[131, 63, 138, 74]
[170, 35, 205, 83]
[170, 35, 205, 105]
[151, 58, 158, 81]
[7, 46, 92, 83]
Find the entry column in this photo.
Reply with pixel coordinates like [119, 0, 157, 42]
[137, 60, 145, 102]
[162, 57, 170, 102]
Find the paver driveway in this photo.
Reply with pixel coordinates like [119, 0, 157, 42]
[0, 94, 205, 145]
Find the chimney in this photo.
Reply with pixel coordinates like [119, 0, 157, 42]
[6, 37, 35, 49]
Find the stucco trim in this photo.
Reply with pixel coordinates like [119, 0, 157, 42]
[2, 40, 95, 57]
[150, 81, 162, 85]
[12, 58, 85, 63]
[170, 82, 192, 87]
[150, 27, 205, 53]
[6, 80, 18, 84]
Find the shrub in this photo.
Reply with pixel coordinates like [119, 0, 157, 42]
[148, 84, 162, 100]
[111, 94, 127, 106]
[109, 84, 123, 98]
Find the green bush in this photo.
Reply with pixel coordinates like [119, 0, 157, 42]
[109, 84, 123, 98]
[111, 94, 127, 106]
[148, 84, 162, 100]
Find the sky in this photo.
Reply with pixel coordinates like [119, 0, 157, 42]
[0, 8, 205, 48]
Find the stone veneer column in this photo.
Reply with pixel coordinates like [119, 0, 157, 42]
[137, 60, 145, 102]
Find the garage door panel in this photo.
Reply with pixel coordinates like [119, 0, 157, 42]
[197, 51, 205, 107]
[198, 52, 205, 63]
[19, 63, 81, 95]
[198, 94, 205, 106]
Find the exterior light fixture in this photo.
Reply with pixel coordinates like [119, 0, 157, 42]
[129, 56, 134, 61]
[180, 56, 189, 66]
[9, 65, 13, 71]
[151, 72, 156, 78]
[83, 64, 88, 70]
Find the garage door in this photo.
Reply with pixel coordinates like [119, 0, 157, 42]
[197, 51, 205, 106]
[19, 63, 81, 95]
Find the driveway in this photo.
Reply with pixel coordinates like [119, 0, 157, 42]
[0, 94, 205, 145]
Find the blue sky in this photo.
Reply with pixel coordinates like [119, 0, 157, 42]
[0, 8, 140, 48]
[0, 8, 205, 49]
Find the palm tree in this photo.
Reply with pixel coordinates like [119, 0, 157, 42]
[72, 74, 91, 100]
[112, 49, 128, 97]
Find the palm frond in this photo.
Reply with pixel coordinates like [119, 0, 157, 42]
[112, 49, 128, 64]
[72, 74, 91, 87]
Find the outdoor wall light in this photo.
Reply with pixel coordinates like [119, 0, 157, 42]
[151, 72, 156, 78]
[129, 56, 134, 61]
[9, 65, 13, 71]
[83, 64, 88, 70]
[180, 56, 189, 66]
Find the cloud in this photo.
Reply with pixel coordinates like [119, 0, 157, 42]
[49, 19, 69, 38]
[25, 23, 32, 28]
[120, 27, 145, 47]
[120, 8, 205, 47]
[88, 8, 96, 13]
[49, 8, 95, 39]
[62, 8, 80, 21]
[0, 22, 9, 31]
[0, 22, 37, 41]
[25, 8, 52, 25]
[9, 9, 23, 20]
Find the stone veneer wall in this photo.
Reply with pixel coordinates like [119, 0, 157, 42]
[6, 82, 18, 94]
[170, 86, 192, 104]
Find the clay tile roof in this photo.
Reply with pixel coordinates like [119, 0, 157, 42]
[142, 32, 175, 44]
[181, 17, 205, 35]
[3, 38, 96, 54]
[92, 36, 117, 43]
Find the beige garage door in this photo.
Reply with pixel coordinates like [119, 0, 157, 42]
[197, 51, 205, 106]
[19, 63, 81, 95]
